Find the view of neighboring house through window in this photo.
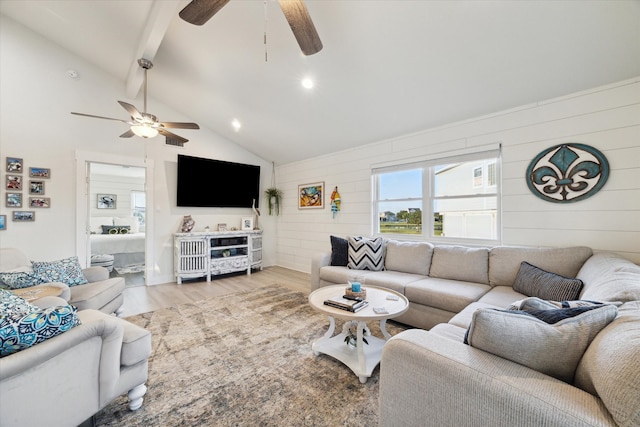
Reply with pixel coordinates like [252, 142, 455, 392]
[131, 191, 146, 230]
[373, 150, 500, 242]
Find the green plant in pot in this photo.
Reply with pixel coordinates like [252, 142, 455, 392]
[264, 187, 283, 216]
[343, 321, 369, 348]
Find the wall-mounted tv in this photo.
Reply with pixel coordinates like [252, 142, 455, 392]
[177, 155, 260, 208]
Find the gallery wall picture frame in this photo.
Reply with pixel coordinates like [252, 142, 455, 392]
[29, 197, 50, 208]
[298, 181, 324, 209]
[29, 180, 45, 195]
[97, 194, 117, 209]
[6, 157, 23, 173]
[6, 175, 22, 190]
[29, 167, 50, 179]
[6, 193, 22, 208]
[0, 215, 6, 230]
[241, 217, 254, 231]
[13, 211, 35, 222]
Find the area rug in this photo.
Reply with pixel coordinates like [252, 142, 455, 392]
[95, 285, 408, 426]
[114, 264, 145, 275]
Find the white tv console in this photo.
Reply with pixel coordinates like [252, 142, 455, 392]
[174, 230, 262, 284]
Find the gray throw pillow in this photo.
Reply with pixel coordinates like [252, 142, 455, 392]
[329, 235, 348, 266]
[513, 262, 583, 301]
[464, 304, 618, 383]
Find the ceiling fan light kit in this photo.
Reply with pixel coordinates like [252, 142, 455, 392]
[71, 59, 199, 144]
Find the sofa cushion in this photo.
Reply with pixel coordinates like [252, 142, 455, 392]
[347, 236, 385, 271]
[384, 240, 434, 276]
[329, 235, 349, 266]
[464, 304, 618, 383]
[512, 262, 583, 301]
[69, 277, 125, 311]
[574, 301, 640, 427]
[31, 256, 88, 287]
[356, 271, 426, 295]
[0, 304, 81, 357]
[405, 278, 491, 313]
[0, 271, 45, 289]
[577, 252, 640, 303]
[476, 286, 527, 307]
[488, 245, 592, 287]
[429, 246, 489, 284]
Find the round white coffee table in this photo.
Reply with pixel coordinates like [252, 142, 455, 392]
[308, 285, 409, 383]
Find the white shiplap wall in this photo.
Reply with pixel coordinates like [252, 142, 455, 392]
[275, 77, 640, 273]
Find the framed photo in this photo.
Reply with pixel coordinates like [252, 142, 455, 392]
[29, 180, 45, 195]
[97, 194, 117, 209]
[6, 175, 22, 190]
[13, 211, 35, 222]
[298, 181, 324, 209]
[29, 167, 50, 179]
[6, 157, 23, 173]
[0, 215, 6, 230]
[29, 197, 50, 208]
[6, 193, 22, 208]
[217, 223, 228, 232]
[241, 217, 253, 231]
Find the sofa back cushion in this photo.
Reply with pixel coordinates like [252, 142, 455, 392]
[384, 240, 434, 276]
[489, 246, 592, 287]
[429, 246, 489, 284]
[574, 301, 640, 427]
[577, 252, 640, 303]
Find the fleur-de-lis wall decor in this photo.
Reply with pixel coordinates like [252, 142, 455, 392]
[526, 143, 609, 203]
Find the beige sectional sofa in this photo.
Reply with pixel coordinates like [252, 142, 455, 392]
[311, 240, 640, 427]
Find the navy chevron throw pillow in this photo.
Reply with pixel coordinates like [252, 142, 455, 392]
[347, 236, 385, 271]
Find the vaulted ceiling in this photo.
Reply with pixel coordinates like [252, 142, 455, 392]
[2, 0, 639, 164]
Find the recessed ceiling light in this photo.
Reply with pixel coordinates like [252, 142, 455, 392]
[231, 119, 241, 132]
[301, 77, 314, 89]
[66, 69, 80, 80]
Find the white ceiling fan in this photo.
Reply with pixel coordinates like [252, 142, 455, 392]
[71, 58, 200, 144]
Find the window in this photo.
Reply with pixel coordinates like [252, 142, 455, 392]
[131, 191, 146, 228]
[373, 150, 500, 242]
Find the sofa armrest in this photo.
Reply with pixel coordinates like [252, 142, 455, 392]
[380, 330, 615, 427]
[83, 266, 110, 282]
[310, 252, 331, 291]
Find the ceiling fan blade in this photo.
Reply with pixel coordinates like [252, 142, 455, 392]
[179, 0, 231, 26]
[71, 112, 130, 123]
[158, 121, 200, 129]
[120, 129, 135, 138]
[278, 0, 323, 56]
[118, 101, 143, 120]
[158, 128, 189, 144]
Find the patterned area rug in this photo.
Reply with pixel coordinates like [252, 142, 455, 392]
[95, 285, 408, 426]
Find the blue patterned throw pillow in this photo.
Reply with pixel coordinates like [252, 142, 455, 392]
[31, 256, 88, 287]
[0, 271, 45, 290]
[0, 304, 81, 357]
[0, 289, 38, 317]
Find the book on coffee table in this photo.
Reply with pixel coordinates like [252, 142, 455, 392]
[323, 296, 369, 312]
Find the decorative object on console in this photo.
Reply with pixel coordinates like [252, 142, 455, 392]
[217, 223, 227, 232]
[298, 181, 324, 209]
[181, 215, 195, 232]
[97, 194, 116, 209]
[241, 217, 253, 231]
[526, 143, 609, 203]
[330, 186, 341, 218]
[252, 198, 260, 229]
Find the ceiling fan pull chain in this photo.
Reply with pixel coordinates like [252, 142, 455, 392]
[264, 0, 268, 62]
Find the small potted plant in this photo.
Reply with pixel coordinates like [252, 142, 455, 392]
[343, 321, 369, 349]
[264, 187, 283, 216]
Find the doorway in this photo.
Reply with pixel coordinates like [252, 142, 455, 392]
[87, 162, 146, 287]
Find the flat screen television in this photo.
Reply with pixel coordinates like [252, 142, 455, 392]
[177, 155, 260, 208]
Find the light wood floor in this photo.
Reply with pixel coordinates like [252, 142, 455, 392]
[120, 266, 311, 317]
